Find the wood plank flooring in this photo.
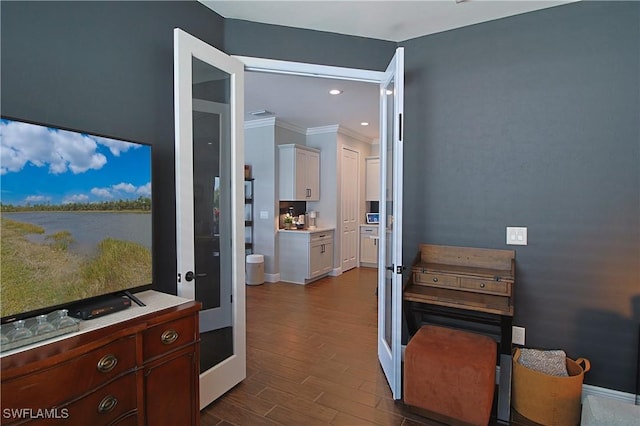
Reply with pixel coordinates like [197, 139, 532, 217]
[200, 268, 525, 426]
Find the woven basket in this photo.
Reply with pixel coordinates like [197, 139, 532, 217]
[512, 347, 590, 426]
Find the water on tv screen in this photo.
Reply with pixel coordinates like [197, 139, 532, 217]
[0, 117, 152, 320]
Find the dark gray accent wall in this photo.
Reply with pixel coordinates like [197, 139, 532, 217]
[224, 18, 396, 70]
[401, 1, 639, 393]
[1, 1, 225, 295]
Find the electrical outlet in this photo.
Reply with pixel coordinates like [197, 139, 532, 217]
[512, 326, 525, 346]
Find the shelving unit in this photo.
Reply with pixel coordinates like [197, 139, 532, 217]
[245, 178, 254, 254]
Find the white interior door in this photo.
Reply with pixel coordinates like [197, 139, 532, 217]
[341, 147, 359, 272]
[377, 47, 404, 400]
[174, 28, 246, 409]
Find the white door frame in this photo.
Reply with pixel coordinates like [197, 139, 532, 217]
[235, 55, 404, 398]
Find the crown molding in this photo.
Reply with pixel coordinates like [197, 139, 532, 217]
[244, 117, 276, 129]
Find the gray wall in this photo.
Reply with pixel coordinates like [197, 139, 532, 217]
[224, 18, 396, 71]
[245, 123, 278, 274]
[401, 1, 639, 393]
[1, 1, 225, 294]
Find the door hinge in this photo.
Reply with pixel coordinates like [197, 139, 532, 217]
[398, 113, 403, 142]
[230, 294, 232, 303]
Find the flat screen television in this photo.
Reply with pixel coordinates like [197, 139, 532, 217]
[0, 117, 152, 322]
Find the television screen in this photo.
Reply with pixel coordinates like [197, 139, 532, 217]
[0, 117, 152, 321]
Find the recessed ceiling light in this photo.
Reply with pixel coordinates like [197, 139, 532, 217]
[329, 89, 343, 95]
[361, 122, 369, 126]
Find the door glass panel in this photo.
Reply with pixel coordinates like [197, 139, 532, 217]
[192, 57, 233, 370]
[384, 78, 395, 349]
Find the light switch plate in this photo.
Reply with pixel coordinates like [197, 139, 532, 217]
[259, 211, 269, 219]
[506, 227, 527, 245]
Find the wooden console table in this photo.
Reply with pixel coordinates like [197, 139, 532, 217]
[1, 291, 201, 426]
[403, 244, 515, 423]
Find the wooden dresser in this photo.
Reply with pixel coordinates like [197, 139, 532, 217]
[1, 291, 201, 426]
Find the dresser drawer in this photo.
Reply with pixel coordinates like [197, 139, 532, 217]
[414, 272, 458, 288]
[62, 372, 138, 426]
[310, 231, 333, 243]
[143, 315, 196, 361]
[1, 336, 136, 411]
[460, 278, 509, 294]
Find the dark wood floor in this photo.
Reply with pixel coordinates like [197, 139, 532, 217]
[200, 268, 527, 426]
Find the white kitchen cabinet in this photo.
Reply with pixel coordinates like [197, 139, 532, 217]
[359, 225, 379, 267]
[279, 229, 334, 284]
[365, 156, 380, 201]
[278, 144, 320, 201]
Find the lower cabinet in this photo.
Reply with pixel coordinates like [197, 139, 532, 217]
[144, 348, 199, 426]
[359, 225, 379, 267]
[279, 229, 334, 284]
[0, 292, 201, 426]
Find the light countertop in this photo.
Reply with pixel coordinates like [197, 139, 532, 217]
[278, 227, 334, 234]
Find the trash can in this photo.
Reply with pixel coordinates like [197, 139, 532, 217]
[246, 254, 264, 285]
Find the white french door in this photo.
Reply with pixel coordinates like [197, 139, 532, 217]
[377, 47, 404, 400]
[174, 28, 246, 409]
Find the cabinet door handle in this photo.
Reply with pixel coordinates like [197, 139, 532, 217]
[161, 329, 179, 345]
[432, 277, 439, 283]
[97, 395, 118, 414]
[96, 354, 118, 373]
[480, 282, 486, 288]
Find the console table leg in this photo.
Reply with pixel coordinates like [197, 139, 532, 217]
[497, 353, 512, 423]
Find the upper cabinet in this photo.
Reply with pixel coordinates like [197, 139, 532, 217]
[365, 156, 380, 202]
[279, 144, 320, 201]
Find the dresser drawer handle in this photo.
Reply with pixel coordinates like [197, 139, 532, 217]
[161, 329, 179, 345]
[432, 277, 438, 283]
[96, 354, 118, 373]
[97, 395, 118, 414]
[480, 282, 486, 288]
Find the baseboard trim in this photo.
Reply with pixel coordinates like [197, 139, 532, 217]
[265, 273, 280, 283]
[582, 384, 637, 404]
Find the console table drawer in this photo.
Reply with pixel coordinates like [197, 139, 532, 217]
[414, 272, 458, 288]
[1, 335, 136, 410]
[143, 315, 196, 361]
[460, 278, 509, 294]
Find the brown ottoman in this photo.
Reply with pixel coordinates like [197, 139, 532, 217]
[404, 325, 497, 426]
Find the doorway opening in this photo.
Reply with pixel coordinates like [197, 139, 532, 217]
[239, 57, 383, 280]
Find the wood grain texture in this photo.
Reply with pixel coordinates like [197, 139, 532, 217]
[201, 267, 526, 425]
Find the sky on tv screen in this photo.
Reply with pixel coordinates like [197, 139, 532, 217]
[0, 119, 151, 206]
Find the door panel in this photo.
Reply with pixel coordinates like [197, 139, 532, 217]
[377, 47, 404, 400]
[174, 28, 246, 409]
[341, 147, 359, 271]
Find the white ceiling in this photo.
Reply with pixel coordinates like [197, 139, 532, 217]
[201, 0, 577, 142]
